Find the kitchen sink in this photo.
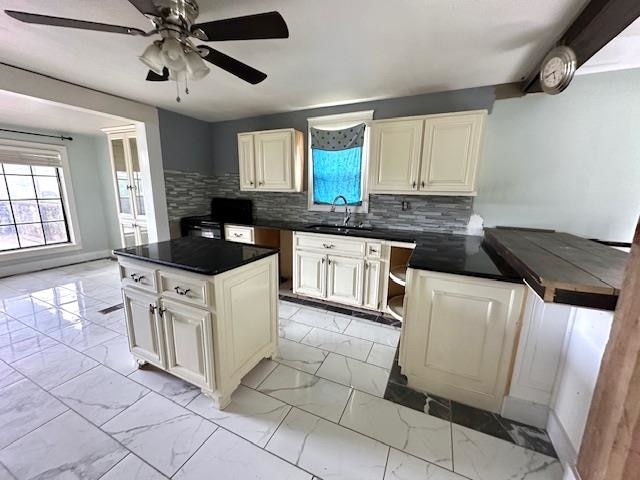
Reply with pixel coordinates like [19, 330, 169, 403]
[305, 224, 375, 233]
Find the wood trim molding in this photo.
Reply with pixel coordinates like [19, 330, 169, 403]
[577, 218, 640, 480]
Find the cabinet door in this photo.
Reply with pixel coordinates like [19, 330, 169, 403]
[419, 113, 484, 193]
[126, 135, 146, 219]
[161, 298, 214, 390]
[255, 130, 293, 191]
[326, 255, 364, 306]
[293, 251, 326, 298]
[402, 270, 523, 412]
[238, 133, 256, 190]
[369, 120, 423, 192]
[123, 288, 164, 367]
[363, 260, 382, 310]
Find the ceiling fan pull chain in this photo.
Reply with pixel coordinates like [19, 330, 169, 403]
[185, 75, 190, 95]
[175, 78, 181, 103]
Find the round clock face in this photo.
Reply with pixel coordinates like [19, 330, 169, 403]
[539, 46, 577, 95]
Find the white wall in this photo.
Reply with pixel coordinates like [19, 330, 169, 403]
[547, 307, 613, 473]
[476, 68, 640, 242]
[0, 126, 119, 275]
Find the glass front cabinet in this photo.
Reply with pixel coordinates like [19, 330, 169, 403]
[103, 126, 147, 247]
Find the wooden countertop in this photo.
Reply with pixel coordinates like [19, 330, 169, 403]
[484, 228, 628, 310]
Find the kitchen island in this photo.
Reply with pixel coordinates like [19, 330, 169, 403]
[113, 237, 279, 409]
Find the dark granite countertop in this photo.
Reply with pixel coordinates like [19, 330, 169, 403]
[113, 237, 279, 276]
[231, 220, 522, 283]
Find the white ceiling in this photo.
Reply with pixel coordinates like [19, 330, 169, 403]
[0, 90, 134, 135]
[0, 0, 592, 122]
[578, 17, 640, 75]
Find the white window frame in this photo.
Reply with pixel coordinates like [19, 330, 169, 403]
[0, 138, 82, 260]
[307, 110, 374, 213]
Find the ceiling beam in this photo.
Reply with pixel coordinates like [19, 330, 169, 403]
[523, 0, 640, 93]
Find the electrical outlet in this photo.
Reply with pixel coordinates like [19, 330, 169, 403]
[401, 201, 410, 211]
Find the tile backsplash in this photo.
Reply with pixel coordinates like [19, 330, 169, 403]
[164, 170, 473, 233]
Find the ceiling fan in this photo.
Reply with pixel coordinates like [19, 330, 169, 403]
[4, 0, 289, 101]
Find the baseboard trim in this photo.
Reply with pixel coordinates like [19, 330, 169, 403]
[547, 408, 579, 476]
[0, 249, 113, 277]
[501, 395, 549, 428]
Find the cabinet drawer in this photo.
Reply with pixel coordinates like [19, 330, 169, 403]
[366, 242, 383, 258]
[119, 261, 157, 293]
[225, 225, 254, 244]
[158, 270, 210, 308]
[295, 233, 365, 256]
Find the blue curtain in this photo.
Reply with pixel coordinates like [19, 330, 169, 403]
[312, 147, 362, 205]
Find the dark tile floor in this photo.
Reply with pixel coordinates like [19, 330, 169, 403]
[384, 350, 558, 458]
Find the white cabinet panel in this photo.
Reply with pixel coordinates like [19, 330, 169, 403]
[238, 133, 256, 190]
[123, 288, 164, 367]
[509, 288, 572, 405]
[363, 260, 382, 310]
[326, 255, 364, 306]
[420, 113, 484, 193]
[255, 130, 293, 191]
[369, 119, 423, 192]
[294, 251, 326, 298]
[161, 298, 214, 390]
[224, 225, 254, 244]
[401, 269, 524, 412]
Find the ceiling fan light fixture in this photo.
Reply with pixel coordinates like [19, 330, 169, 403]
[139, 42, 164, 75]
[185, 51, 210, 80]
[161, 38, 186, 71]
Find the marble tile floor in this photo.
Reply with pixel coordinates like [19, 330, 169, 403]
[0, 259, 562, 480]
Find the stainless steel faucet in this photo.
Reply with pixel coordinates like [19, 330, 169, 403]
[330, 195, 351, 226]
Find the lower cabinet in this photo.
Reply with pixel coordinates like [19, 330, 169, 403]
[292, 232, 387, 311]
[161, 298, 214, 391]
[294, 250, 327, 298]
[363, 260, 382, 310]
[123, 288, 165, 367]
[400, 269, 525, 412]
[326, 255, 364, 306]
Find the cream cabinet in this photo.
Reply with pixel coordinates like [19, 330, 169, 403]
[400, 269, 524, 412]
[293, 232, 388, 310]
[238, 128, 304, 192]
[326, 255, 364, 305]
[102, 125, 147, 247]
[117, 254, 278, 410]
[161, 298, 214, 390]
[369, 110, 486, 195]
[224, 225, 254, 244]
[123, 288, 165, 368]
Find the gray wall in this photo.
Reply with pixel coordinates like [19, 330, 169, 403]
[476, 68, 640, 242]
[158, 108, 213, 175]
[209, 86, 496, 174]
[0, 124, 119, 270]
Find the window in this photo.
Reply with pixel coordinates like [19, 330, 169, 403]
[0, 140, 78, 254]
[307, 111, 373, 212]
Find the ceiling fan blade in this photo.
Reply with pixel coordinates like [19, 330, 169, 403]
[4, 10, 146, 35]
[146, 68, 169, 81]
[193, 11, 288, 41]
[128, 0, 160, 17]
[199, 46, 267, 84]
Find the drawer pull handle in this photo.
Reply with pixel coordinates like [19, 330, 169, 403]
[412, 181, 417, 188]
[149, 304, 156, 314]
[322, 243, 334, 249]
[369, 248, 378, 254]
[258, 181, 264, 186]
[233, 233, 242, 237]
[327, 259, 332, 265]
[159, 307, 166, 317]
[174, 286, 191, 296]
[249, 180, 254, 186]
[421, 181, 425, 188]
[130, 273, 145, 283]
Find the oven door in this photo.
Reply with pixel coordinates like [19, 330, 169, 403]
[188, 225, 222, 239]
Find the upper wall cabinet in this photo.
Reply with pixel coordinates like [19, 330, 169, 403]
[237, 128, 304, 192]
[369, 110, 487, 195]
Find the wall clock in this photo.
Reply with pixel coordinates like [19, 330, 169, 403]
[539, 46, 577, 95]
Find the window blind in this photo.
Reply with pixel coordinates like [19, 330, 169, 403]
[0, 147, 62, 168]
